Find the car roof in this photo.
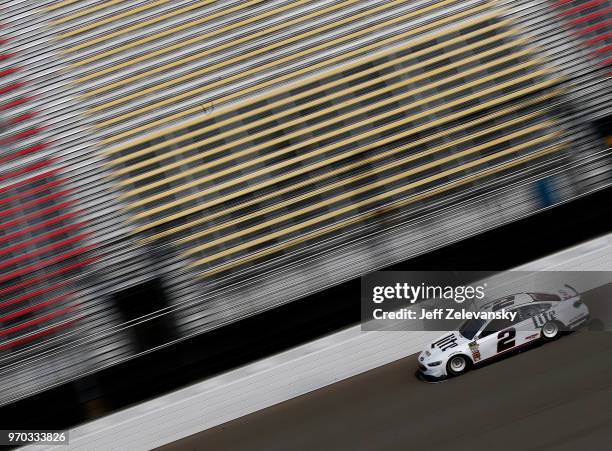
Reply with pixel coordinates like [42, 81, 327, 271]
[480, 293, 535, 312]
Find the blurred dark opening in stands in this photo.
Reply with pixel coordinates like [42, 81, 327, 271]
[2, 186, 612, 434]
[594, 115, 611, 146]
[113, 278, 176, 352]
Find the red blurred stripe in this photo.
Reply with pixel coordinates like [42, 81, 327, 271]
[0, 159, 54, 182]
[0, 168, 58, 194]
[0, 177, 63, 205]
[6, 111, 37, 124]
[0, 293, 72, 323]
[0, 189, 70, 218]
[0, 306, 76, 337]
[0, 211, 79, 244]
[0, 245, 93, 283]
[570, 8, 612, 25]
[0, 225, 86, 259]
[0, 81, 25, 94]
[593, 44, 612, 54]
[0, 67, 19, 77]
[0, 320, 76, 351]
[0, 256, 97, 297]
[0, 233, 87, 269]
[585, 31, 612, 45]
[0, 281, 69, 310]
[0, 53, 16, 61]
[0, 126, 44, 145]
[0, 142, 49, 163]
[0, 200, 72, 230]
[560, 0, 608, 16]
[0, 96, 34, 111]
[574, 19, 612, 35]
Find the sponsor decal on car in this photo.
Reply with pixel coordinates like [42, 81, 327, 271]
[532, 310, 557, 328]
[432, 334, 459, 351]
[468, 341, 481, 362]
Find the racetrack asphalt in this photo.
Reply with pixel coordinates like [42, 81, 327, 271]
[159, 286, 612, 451]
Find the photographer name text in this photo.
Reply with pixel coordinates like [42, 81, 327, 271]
[372, 308, 516, 321]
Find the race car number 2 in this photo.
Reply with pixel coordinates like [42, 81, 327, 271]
[497, 328, 516, 353]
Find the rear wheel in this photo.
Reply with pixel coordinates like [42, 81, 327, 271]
[541, 321, 561, 340]
[446, 355, 470, 376]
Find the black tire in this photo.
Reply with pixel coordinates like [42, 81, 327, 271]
[446, 354, 470, 377]
[541, 321, 562, 341]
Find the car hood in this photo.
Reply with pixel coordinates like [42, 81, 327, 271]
[420, 332, 470, 362]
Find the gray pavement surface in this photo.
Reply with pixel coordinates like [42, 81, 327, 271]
[159, 287, 612, 451]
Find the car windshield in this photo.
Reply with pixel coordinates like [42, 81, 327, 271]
[528, 293, 560, 302]
[458, 318, 486, 340]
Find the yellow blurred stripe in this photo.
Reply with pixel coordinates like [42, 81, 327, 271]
[52, 0, 126, 25]
[191, 137, 563, 268]
[62, 0, 219, 52]
[81, 0, 363, 95]
[128, 80, 561, 234]
[197, 144, 565, 276]
[119, 55, 543, 198]
[105, 11, 503, 158]
[46, 0, 79, 12]
[182, 121, 555, 251]
[58, 0, 170, 38]
[70, 0, 300, 69]
[124, 68, 555, 225]
[111, 31, 523, 176]
[92, 0, 462, 126]
[99, 1, 490, 144]
[139, 91, 560, 242]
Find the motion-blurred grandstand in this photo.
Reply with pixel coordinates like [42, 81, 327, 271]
[0, 0, 610, 409]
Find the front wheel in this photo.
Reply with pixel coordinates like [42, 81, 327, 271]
[541, 321, 561, 341]
[446, 355, 470, 377]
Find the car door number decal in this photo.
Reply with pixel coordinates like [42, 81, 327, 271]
[497, 328, 516, 353]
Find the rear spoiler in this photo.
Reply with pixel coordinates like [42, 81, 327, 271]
[559, 284, 580, 300]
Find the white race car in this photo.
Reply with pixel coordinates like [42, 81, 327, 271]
[418, 285, 590, 379]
